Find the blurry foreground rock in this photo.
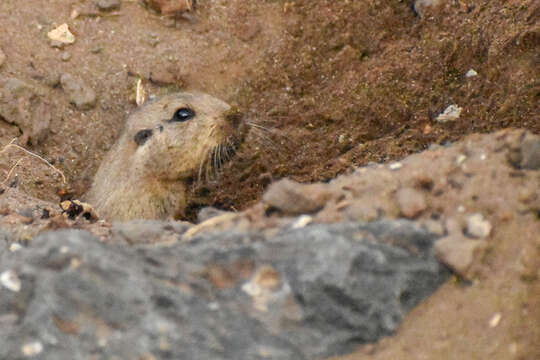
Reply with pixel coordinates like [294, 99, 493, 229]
[0, 222, 447, 360]
[0, 129, 538, 359]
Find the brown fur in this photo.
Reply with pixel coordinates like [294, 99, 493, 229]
[86, 92, 243, 221]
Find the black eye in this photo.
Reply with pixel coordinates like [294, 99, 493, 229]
[134, 129, 153, 146]
[171, 107, 195, 122]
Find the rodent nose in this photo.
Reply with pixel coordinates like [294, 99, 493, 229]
[134, 128, 153, 146]
[225, 109, 244, 130]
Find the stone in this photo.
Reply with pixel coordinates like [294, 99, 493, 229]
[145, 0, 196, 15]
[263, 178, 334, 215]
[412, 0, 445, 18]
[465, 69, 478, 78]
[47, 23, 75, 44]
[95, 0, 121, 11]
[435, 235, 487, 276]
[112, 219, 190, 244]
[21, 342, 43, 357]
[396, 187, 427, 219]
[507, 133, 540, 170]
[0, 222, 448, 359]
[0, 76, 53, 144]
[60, 52, 72, 62]
[0, 48, 5, 67]
[0, 270, 21, 292]
[465, 213, 492, 238]
[60, 73, 97, 110]
[521, 137, 540, 170]
[421, 219, 446, 236]
[436, 104, 462, 123]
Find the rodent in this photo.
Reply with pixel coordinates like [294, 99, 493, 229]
[86, 92, 245, 221]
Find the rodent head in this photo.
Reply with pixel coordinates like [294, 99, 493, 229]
[123, 92, 245, 181]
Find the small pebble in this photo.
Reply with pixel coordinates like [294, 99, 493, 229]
[60, 73, 97, 110]
[465, 69, 478, 78]
[70, 8, 80, 19]
[435, 236, 487, 276]
[95, 0, 121, 11]
[455, 154, 467, 165]
[396, 187, 427, 219]
[263, 178, 333, 215]
[436, 104, 462, 123]
[0, 48, 5, 67]
[9, 243, 22, 252]
[22, 341, 43, 357]
[389, 162, 403, 170]
[466, 213, 492, 238]
[60, 52, 72, 62]
[47, 23, 75, 44]
[520, 137, 540, 170]
[292, 215, 313, 229]
[0, 270, 21, 292]
[422, 219, 446, 236]
[489, 312, 502, 328]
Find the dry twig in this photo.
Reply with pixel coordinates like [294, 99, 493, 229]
[0, 138, 66, 185]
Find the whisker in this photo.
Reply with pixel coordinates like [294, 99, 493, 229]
[246, 121, 271, 131]
[213, 145, 219, 179]
[205, 150, 212, 182]
[198, 149, 207, 184]
[251, 127, 278, 149]
[217, 144, 223, 168]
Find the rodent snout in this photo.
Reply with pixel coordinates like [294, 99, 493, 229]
[134, 129, 153, 146]
[225, 109, 244, 130]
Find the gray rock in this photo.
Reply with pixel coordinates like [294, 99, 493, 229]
[506, 133, 540, 170]
[95, 0, 121, 11]
[112, 219, 191, 244]
[521, 137, 540, 170]
[0, 220, 448, 359]
[60, 73, 97, 110]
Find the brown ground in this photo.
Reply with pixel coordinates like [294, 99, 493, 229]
[0, 0, 538, 359]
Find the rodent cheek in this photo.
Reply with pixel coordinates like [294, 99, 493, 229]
[133, 144, 154, 177]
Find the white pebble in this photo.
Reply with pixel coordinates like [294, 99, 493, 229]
[292, 215, 312, 229]
[0, 270, 21, 292]
[47, 23, 76, 44]
[436, 104, 462, 123]
[465, 69, 478, 78]
[9, 243, 22, 252]
[489, 312, 502, 328]
[456, 154, 467, 165]
[22, 341, 43, 357]
[466, 213, 492, 238]
[389, 162, 403, 170]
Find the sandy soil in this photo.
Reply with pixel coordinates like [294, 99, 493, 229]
[0, 0, 538, 359]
